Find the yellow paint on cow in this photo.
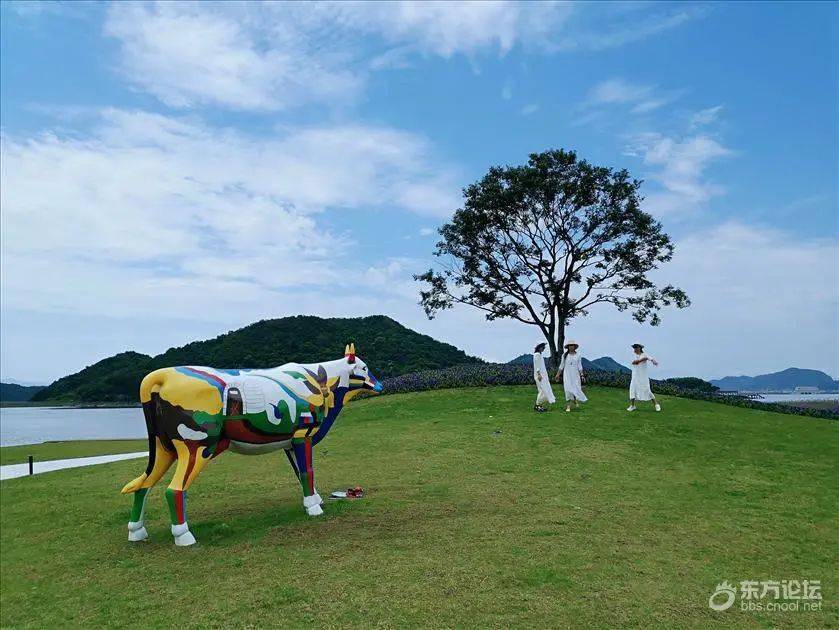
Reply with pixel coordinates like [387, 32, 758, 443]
[139, 367, 223, 414]
[140, 437, 176, 488]
[184, 450, 211, 489]
[169, 440, 192, 490]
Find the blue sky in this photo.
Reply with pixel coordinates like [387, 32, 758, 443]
[1, 1, 837, 384]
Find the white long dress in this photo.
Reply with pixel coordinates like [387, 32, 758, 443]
[558, 352, 587, 402]
[533, 352, 556, 405]
[629, 353, 656, 401]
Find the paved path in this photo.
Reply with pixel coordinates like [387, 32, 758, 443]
[0, 451, 148, 480]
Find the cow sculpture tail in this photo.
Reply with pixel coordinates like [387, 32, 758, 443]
[121, 370, 168, 494]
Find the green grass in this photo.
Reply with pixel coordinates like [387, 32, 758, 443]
[1, 386, 837, 628]
[0, 439, 147, 466]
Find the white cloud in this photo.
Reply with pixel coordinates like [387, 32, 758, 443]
[520, 103, 540, 116]
[588, 78, 650, 105]
[419, 227, 435, 236]
[344, 2, 702, 57]
[0, 110, 460, 322]
[501, 80, 513, 100]
[103, 2, 701, 112]
[585, 78, 683, 115]
[626, 131, 733, 214]
[690, 105, 724, 129]
[340, 1, 701, 57]
[552, 4, 705, 52]
[5, 0, 84, 18]
[104, 2, 362, 111]
[337, 1, 548, 57]
[578, 78, 732, 216]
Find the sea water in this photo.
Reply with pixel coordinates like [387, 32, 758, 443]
[758, 393, 839, 403]
[0, 406, 146, 447]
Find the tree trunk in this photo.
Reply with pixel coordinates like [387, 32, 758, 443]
[555, 314, 566, 360]
[547, 336, 558, 372]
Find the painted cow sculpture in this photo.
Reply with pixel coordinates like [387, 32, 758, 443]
[121, 343, 381, 546]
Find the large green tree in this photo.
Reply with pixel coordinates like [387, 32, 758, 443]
[415, 149, 690, 365]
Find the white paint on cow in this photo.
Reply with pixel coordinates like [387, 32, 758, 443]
[177, 424, 208, 441]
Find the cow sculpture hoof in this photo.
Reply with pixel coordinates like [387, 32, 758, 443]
[304, 494, 324, 516]
[127, 521, 148, 542]
[172, 523, 196, 547]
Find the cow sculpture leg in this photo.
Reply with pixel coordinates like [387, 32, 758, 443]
[124, 437, 176, 542]
[165, 440, 212, 546]
[292, 436, 323, 516]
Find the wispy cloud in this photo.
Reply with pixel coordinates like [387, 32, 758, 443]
[577, 76, 732, 216]
[104, 3, 362, 111]
[103, 2, 702, 112]
[549, 4, 706, 52]
[689, 105, 724, 129]
[520, 103, 540, 116]
[625, 131, 733, 214]
[501, 80, 513, 100]
[584, 78, 684, 115]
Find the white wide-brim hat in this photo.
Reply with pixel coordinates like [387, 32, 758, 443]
[564, 340, 579, 348]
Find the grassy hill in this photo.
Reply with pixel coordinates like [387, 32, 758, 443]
[31, 315, 481, 404]
[2, 386, 836, 627]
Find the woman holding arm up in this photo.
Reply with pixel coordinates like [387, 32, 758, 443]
[628, 343, 661, 412]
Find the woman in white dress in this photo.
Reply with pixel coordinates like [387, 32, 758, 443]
[555, 340, 587, 412]
[628, 343, 661, 412]
[532, 342, 556, 412]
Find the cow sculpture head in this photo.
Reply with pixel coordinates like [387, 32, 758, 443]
[341, 343, 383, 401]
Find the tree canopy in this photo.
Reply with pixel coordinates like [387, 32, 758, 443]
[416, 149, 689, 363]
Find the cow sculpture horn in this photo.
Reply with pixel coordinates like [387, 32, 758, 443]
[346, 342, 356, 363]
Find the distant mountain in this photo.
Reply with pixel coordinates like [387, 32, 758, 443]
[710, 368, 839, 392]
[588, 356, 631, 374]
[507, 354, 630, 373]
[2, 378, 46, 387]
[0, 382, 46, 402]
[32, 315, 482, 404]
